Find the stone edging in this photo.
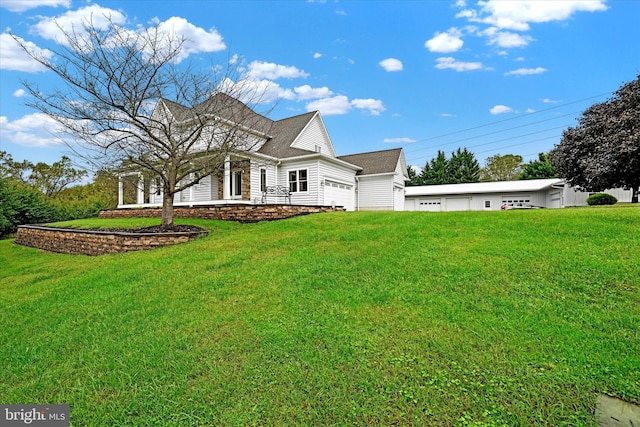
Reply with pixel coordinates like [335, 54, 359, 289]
[99, 204, 344, 222]
[14, 225, 208, 256]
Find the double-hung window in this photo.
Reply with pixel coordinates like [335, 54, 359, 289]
[288, 169, 308, 192]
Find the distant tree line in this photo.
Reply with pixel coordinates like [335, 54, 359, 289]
[0, 151, 117, 238]
[407, 149, 557, 186]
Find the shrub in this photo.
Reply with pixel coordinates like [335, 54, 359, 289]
[0, 179, 62, 238]
[586, 192, 618, 206]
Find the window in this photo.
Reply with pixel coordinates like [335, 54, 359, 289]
[154, 177, 162, 196]
[229, 170, 242, 197]
[260, 168, 267, 192]
[288, 169, 308, 192]
[484, 200, 491, 209]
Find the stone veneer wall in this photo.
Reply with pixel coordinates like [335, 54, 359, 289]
[98, 204, 343, 222]
[15, 225, 208, 256]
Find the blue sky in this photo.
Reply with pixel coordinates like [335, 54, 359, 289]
[1, 0, 639, 172]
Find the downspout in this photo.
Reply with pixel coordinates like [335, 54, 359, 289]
[355, 176, 360, 211]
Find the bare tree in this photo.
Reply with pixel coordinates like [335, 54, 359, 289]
[12, 16, 272, 227]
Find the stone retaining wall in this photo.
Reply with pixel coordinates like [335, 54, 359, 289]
[99, 204, 343, 222]
[15, 225, 208, 256]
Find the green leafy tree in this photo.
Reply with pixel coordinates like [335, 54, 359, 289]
[519, 153, 558, 180]
[29, 156, 87, 197]
[550, 74, 639, 202]
[0, 151, 31, 184]
[480, 154, 523, 182]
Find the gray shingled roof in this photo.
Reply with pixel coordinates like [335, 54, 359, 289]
[257, 111, 317, 158]
[159, 93, 274, 136]
[338, 148, 403, 175]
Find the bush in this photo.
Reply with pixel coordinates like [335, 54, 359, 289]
[0, 179, 62, 238]
[586, 192, 618, 206]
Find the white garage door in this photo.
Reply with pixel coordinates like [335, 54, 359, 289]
[324, 181, 354, 211]
[419, 198, 442, 212]
[445, 197, 470, 211]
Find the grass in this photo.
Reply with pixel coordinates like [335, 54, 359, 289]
[1, 207, 639, 426]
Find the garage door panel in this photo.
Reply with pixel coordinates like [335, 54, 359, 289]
[324, 181, 354, 210]
[419, 198, 441, 212]
[445, 197, 470, 211]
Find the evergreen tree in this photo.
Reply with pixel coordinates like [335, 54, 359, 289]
[421, 150, 449, 184]
[448, 147, 480, 183]
[519, 153, 558, 180]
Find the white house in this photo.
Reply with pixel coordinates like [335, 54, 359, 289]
[117, 94, 408, 211]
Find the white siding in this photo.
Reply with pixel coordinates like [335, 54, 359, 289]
[192, 175, 213, 202]
[563, 187, 633, 206]
[290, 115, 337, 157]
[278, 159, 320, 205]
[358, 175, 394, 210]
[250, 160, 278, 203]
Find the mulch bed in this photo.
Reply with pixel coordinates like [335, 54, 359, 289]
[57, 225, 207, 234]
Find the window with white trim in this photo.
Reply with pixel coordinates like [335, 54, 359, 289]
[288, 169, 308, 192]
[260, 168, 267, 192]
[484, 200, 491, 209]
[230, 170, 242, 197]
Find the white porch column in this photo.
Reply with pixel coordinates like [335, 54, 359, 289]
[118, 176, 124, 206]
[223, 156, 231, 200]
[136, 173, 144, 204]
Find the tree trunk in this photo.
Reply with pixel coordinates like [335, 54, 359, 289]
[161, 190, 174, 227]
[632, 186, 639, 203]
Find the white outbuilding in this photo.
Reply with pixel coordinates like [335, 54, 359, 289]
[404, 179, 566, 212]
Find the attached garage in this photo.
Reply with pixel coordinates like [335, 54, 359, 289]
[323, 180, 354, 211]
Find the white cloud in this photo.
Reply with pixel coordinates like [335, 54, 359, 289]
[154, 17, 226, 62]
[441, 113, 456, 117]
[461, 0, 607, 31]
[542, 98, 560, 104]
[13, 89, 26, 97]
[306, 96, 352, 115]
[425, 28, 464, 53]
[294, 85, 333, 100]
[379, 58, 403, 72]
[0, 0, 70, 12]
[218, 77, 295, 104]
[505, 67, 547, 76]
[0, 33, 52, 72]
[490, 105, 513, 115]
[435, 57, 484, 72]
[483, 28, 533, 48]
[32, 5, 127, 44]
[305, 96, 385, 116]
[351, 98, 386, 116]
[384, 137, 416, 144]
[313, 52, 323, 59]
[247, 61, 309, 80]
[0, 113, 66, 147]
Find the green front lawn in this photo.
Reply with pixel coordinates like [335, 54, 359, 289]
[1, 207, 639, 426]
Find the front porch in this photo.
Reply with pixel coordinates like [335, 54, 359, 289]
[117, 157, 256, 208]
